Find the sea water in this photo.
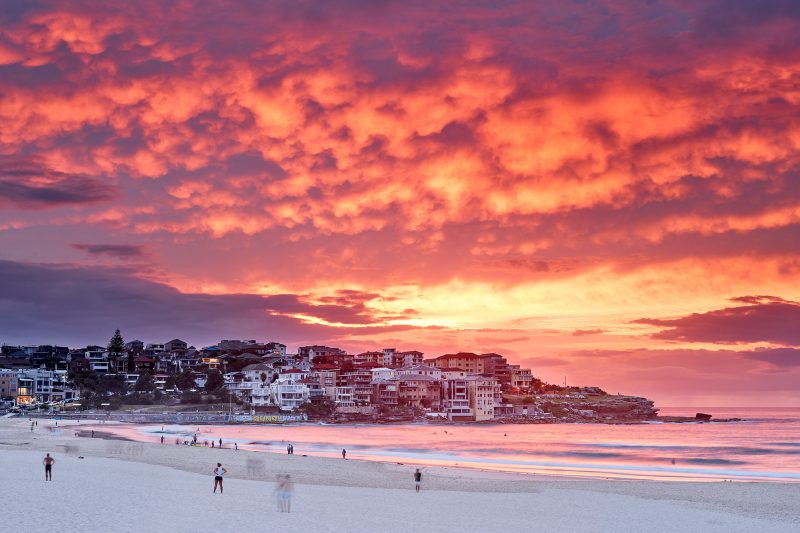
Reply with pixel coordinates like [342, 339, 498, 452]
[112, 407, 800, 482]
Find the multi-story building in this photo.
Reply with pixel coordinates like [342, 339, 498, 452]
[299, 345, 347, 363]
[509, 365, 533, 390]
[354, 351, 383, 365]
[334, 386, 355, 407]
[396, 364, 442, 380]
[270, 382, 309, 411]
[125, 340, 145, 353]
[441, 378, 472, 420]
[371, 367, 396, 381]
[427, 353, 487, 374]
[165, 339, 188, 353]
[264, 342, 287, 357]
[0, 369, 18, 404]
[16, 375, 35, 405]
[13, 367, 57, 404]
[466, 375, 499, 421]
[340, 368, 373, 405]
[480, 353, 511, 390]
[397, 376, 442, 409]
[372, 380, 399, 408]
[278, 369, 310, 383]
[381, 348, 424, 368]
[145, 343, 165, 354]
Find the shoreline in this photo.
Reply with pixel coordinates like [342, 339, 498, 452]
[14, 410, 746, 426]
[1, 417, 798, 531]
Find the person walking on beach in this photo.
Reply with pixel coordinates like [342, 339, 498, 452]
[213, 463, 227, 494]
[160, 435, 164, 444]
[43, 453, 55, 481]
[219, 438, 222, 448]
[342, 448, 346, 459]
[234, 443, 238, 451]
[414, 469, 422, 492]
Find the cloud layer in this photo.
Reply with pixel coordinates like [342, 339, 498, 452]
[1, 1, 799, 404]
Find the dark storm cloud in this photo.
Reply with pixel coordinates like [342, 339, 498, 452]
[0, 159, 114, 209]
[72, 244, 147, 258]
[634, 298, 800, 346]
[0, 260, 416, 347]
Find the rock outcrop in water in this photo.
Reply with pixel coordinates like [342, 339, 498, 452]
[501, 389, 660, 423]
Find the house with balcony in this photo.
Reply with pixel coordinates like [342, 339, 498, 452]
[270, 382, 310, 411]
[397, 375, 442, 410]
[441, 378, 472, 421]
[372, 380, 399, 409]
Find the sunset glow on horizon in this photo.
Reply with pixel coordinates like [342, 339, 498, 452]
[1, 0, 800, 405]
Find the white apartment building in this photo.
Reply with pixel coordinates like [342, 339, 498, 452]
[396, 364, 442, 380]
[270, 382, 309, 411]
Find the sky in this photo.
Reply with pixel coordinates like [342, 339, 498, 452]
[1, 0, 799, 406]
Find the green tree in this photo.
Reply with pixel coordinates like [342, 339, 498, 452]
[71, 370, 99, 394]
[97, 374, 127, 396]
[176, 369, 196, 390]
[134, 371, 156, 392]
[107, 328, 125, 355]
[204, 370, 224, 392]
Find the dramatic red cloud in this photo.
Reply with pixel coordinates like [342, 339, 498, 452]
[1, 0, 800, 405]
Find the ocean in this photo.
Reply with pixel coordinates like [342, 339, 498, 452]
[111, 407, 800, 482]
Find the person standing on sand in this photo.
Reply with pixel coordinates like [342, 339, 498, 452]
[160, 435, 164, 444]
[342, 449, 346, 459]
[219, 438, 222, 448]
[274, 475, 286, 511]
[414, 469, 422, 492]
[43, 453, 55, 481]
[234, 443, 238, 451]
[213, 463, 227, 493]
[283, 475, 293, 513]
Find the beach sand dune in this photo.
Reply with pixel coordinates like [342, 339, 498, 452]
[2, 419, 797, 533]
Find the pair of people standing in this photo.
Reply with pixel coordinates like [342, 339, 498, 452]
[286, 443, 294, 454]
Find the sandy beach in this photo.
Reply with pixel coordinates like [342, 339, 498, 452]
[2, 418, 798, 533]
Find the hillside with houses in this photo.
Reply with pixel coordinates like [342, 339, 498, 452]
[0, 332, 658, 423]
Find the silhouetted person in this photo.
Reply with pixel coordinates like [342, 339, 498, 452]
[342, 449, 346, 459]
[43, 453, 55, 481]
[219, 438, 222, 448]
[414, 469, 422, 492]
